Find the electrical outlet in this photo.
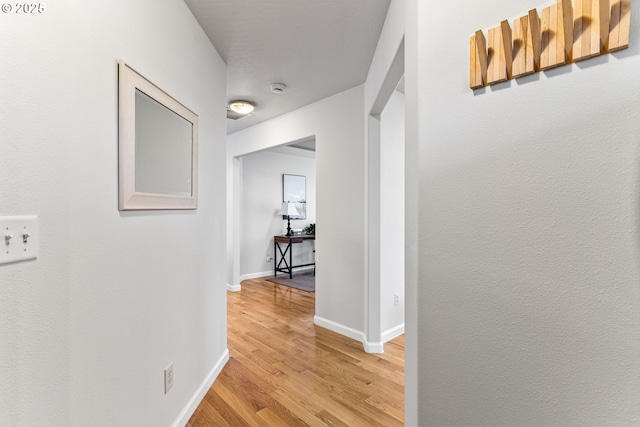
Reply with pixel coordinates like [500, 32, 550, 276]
[394, 292, 400, 306]
[164, 363, 174, 394]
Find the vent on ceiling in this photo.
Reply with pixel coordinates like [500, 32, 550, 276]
[226, 109, 253, 121]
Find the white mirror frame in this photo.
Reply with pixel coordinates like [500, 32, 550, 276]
[118, 60, 199, 210]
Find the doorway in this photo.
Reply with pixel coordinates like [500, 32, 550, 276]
[228, 137, 317, 296]
[365, 40, 406, 352]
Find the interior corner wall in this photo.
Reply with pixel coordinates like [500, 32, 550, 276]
[412, 0, 640, 424]
[240, 150, 316, 278]
[228, 85, 366, 337]
[380, 90, 405, 339]
[0, 1, 228, 425]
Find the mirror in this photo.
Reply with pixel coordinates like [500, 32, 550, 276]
[118, 60, 198, 210]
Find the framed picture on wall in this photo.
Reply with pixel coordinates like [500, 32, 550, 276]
[283, 174, 306, 220]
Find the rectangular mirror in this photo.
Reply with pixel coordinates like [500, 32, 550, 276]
[118, 60, 198, 210]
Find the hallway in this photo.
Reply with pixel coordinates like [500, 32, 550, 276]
[188, 277, 404, 426]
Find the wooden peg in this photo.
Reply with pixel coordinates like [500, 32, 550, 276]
[561, 0, 574, 63]
[573, 0, 585, 56]
[470, 35, 481, 89]
[475, 30, 489, 79]
[600, 0, 611, 52]
[513, 16, 531, 77]
[470, 30, 488, 89]
[487, 24, 510, 84]
[573, 0, 610, 61]
[609, 0, 631, 52]
[501, 20, 514, 80]
[529, 9, 542, 71]
[513, 11, 541, 78]
[541, 0, 572, 69]
[540, 4, 554, 69]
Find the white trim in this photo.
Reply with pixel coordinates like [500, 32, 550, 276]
[314, 315, 364, 344]
[239, 270, 273, 282]
[382, 323, 405, 343]
[227, 283, 241, 292]
[365, 341, 384, 354]
[171, 349, 230, 427]
[239, 266, 315, 283]
[314, 316, 383, 354]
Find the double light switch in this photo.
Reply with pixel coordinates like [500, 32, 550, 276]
[1, 216, 38, 265]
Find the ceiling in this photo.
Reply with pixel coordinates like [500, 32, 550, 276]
[184, 0, 392, 134]
[270, 136, 317, 157]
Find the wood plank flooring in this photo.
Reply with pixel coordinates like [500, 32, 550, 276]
[187, 277, 404, 427]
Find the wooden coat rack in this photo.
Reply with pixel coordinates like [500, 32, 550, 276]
[470, 0, 631, 89]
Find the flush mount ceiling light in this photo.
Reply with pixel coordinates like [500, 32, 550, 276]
[228, 100, 255, 115]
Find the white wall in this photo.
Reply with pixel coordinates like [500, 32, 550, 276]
[408, 0, 640, 424]
[380, 90, 405, 339]
[361, 0, 407, 354]
[228, 86, 367, 344]
[0, 1, 228, 425]
[240, 149, 316, 278]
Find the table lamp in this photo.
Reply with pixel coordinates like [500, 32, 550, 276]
[277, 202, 300, 236]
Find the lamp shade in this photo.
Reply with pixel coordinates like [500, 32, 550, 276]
[277, 201, 299, 217]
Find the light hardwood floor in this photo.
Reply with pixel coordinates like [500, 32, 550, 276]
[187, 276, 405, 427]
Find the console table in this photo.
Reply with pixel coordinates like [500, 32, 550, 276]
[274, 234, 315, 279]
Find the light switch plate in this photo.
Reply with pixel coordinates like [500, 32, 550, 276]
[0, 216, 38, 265]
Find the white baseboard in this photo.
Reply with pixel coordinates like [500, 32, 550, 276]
[313, 317, 403, 354]
[230, 270, 273, 292]
[239, 270, 273, 282]
[365, 340, 384, 354]
[172, 348, 230, 427]
[313, 316, 383, 354]
[227, 283, 241, 292]
[239, 266, 314, 284]
[382, 323, 405, 343]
